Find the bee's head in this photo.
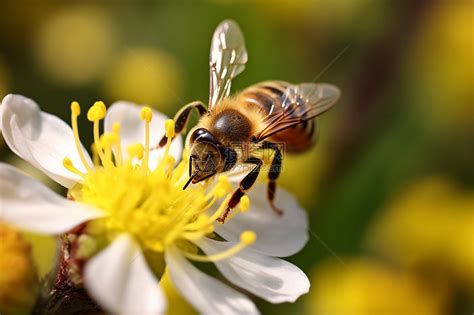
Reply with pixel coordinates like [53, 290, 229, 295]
[184, 128, 237, 189]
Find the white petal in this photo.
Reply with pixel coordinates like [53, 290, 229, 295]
[0, 163, 103, 234]
[196, 238, 310, 303]
[84, 234, 166, 315]
[214, 184, 309, 257]
[1, 94, 92, 188]
[104, 101, 183, 169]
[165, 246, 259, 315]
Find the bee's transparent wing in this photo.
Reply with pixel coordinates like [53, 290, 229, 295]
[208, 20, 248, 111]
[254, 83, 340, 141]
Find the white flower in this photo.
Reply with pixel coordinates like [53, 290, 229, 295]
[0, 94, 310, 315]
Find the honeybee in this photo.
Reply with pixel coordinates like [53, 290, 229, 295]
[158, 20, 340, 222]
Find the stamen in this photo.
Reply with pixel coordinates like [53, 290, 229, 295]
[182, 230, 256, 262]
[165, 156, 176, 177]
[112, 123, 123, 166]
[88, 102, 108, 167]
[181, 227, 214, 240]
[101, 133, 118, 166]
[127, 144, 144, 160]
[166, 119, 175, 138]
[155, 119, 175, 175]
[183, 214, 212, 231]
[86, 101, 106, 121]
[140, 107, 152, 172]
[70, 101, 92, 172]
[164, 119, 175, 159]
[206, 176, 231, 199]
[62, 158, 85, 177]
[239, 196, 250, 212]
[208, 195, 232, 223]
[62, 99, 257, 261]
[91, 143, 100, 167]
[218, 176, 232, 192]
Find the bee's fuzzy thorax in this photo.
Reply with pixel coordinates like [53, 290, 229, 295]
[196, 97, 267, 145]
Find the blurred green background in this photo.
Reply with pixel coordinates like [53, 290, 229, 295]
[0, 0, 472, 314]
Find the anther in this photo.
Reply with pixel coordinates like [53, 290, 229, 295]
[140, 107, 153, 123]
[70, 101, 92, 172]
[87, 102, 106, 121]
[218, 176, 232, 192]
[127, 144, 144, 160]
[165, 119, 175, 138]
[94, 101, 106, 115]
[63, 157, 73, 168]
[216, 188, 227, 198]
[101, 133, 118, 147]
[87, 106, 100, 121]
[140, 107, 152, 172]
[62, 158, 85, 177]
[240, 230, 256, 245]
[239, 196, 250, 212]
[182, 230, 257, 262]
[71, 101, 81, 116]
[112, 122, 121, 133]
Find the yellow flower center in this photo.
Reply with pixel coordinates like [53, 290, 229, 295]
[63, 101, 255, 262]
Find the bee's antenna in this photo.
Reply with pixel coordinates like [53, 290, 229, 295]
[183, 171, 198, 190]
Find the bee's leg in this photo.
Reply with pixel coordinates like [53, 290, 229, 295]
[218, 157, 263, 223]
[157, 101, 207, 147]
[261, 142, 284, 215]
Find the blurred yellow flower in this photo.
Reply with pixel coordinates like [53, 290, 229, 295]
[21, 232, 57, 278]
[0, 222, 38, 315]
[367, 178, 474, 288]
[307, 259, 449, 315]
[34, 5, 116, 86]
[409, 0, 474, 131]
[0, 0, 57, 52]
[103, 48, 183, 113]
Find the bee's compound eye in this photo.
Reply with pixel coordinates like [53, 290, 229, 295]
[190, 128, 217, 143]
[191, 142, 221, 173]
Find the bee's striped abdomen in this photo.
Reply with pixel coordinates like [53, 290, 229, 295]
[237, 81, 317, 153]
